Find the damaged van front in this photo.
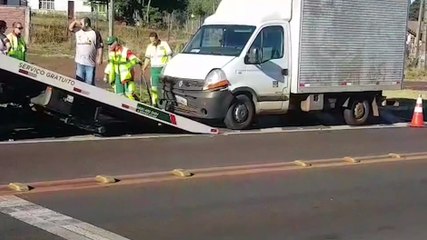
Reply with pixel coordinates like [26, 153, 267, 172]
[160, 24, 256, 129]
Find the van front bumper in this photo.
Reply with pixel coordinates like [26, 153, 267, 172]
[161, 89, 234, 120]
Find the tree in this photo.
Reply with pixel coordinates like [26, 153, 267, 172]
[410, 0, 422, 21]
[87, 0, 109, 4]
[86, 0, 188, 25]
[114, 0, 142, 24]
[151, 0, 187, 13]
[187, 0, 220, 18]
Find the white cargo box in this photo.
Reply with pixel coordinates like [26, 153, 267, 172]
[292, 0, 408, 93]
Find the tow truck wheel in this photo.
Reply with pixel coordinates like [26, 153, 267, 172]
[343, 98, 370, 126]
[224, 94, 255, 130]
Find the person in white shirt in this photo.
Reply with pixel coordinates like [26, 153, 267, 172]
[69, 17, 104, 86]
[142, 32, 172, 106]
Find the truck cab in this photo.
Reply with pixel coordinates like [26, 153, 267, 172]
[161, 0, 292, 130]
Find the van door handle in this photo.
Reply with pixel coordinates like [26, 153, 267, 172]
[282, 69, 289, 76]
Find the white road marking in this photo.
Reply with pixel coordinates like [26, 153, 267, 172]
[0, 122, 424, 145]
[222, 122, 412, 135]
[0, 195, 130, 240]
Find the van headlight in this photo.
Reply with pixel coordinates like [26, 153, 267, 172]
[203, 69, 230, 91]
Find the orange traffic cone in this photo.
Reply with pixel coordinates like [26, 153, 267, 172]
[410, 95, 425, 128]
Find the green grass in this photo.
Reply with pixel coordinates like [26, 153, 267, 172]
[383, 90, 427, 100]
[29, 14, 191, 57]
[404, 68, 427, 82]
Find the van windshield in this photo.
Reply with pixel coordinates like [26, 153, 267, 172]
[182, 25, 256, 56]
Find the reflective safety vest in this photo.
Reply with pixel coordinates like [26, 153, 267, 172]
[7, 33, 26, 61]
[105, 47, 140, 85]
[144, 41, 172, 68]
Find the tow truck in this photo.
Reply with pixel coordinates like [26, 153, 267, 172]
[0, 54, 219, 135]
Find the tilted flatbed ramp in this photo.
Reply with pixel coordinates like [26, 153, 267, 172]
[0, 55, 219, 135]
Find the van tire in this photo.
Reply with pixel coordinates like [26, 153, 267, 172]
[224, 94, 254, 130]
[343, 98, 370, 126]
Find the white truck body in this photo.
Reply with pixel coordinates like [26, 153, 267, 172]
[160, 0, 409, 130]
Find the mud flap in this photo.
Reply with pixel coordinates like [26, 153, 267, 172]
[372, 97, 379, 117]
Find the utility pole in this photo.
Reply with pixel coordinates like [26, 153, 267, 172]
[109, 0, 114, 37]
[417, 1, 427, 70]
[146, 0, 152, 24]
[415, 0, 424, 66]
[421, 0, 427, 69]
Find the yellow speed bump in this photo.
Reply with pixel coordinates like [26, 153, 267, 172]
[388, 153, 402, 159]
[343, 157, 360, 164]
[8, 183, 30, 192]
[172, 169, 193, 178]
[95, 175, 117, 184]
[293, 160, 312, 167]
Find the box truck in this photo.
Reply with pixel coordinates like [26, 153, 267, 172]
[160, 0, 409, 130]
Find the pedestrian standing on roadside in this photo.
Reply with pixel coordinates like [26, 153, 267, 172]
[142, 32, 172, 107]
[69, 17, 104, 86]
[0, 20, 11, 55]
[7, 22, 26, 61]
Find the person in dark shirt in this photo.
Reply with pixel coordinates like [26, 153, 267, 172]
[0, 20, 11, 55]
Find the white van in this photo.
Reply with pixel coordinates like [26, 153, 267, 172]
[160, 0, 408, 130]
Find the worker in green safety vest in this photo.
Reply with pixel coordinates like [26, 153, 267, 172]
[142, 32, 172, 107]
[7, 22, 26, 61]
[103, 36, 142, 101]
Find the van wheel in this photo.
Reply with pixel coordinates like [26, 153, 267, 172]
[343, 98, 370, 126]
[224, 95, 255, 130]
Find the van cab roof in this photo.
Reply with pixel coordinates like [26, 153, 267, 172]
[204, 0, 293, 26]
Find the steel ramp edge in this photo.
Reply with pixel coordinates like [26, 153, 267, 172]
[0, 55, 219, 135]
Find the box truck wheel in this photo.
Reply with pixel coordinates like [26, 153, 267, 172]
[343, 98, 370, 126]
[224, 94, 254, 130]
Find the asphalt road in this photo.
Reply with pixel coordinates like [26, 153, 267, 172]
[1, 159, 427, 240]
[0, 213, 62, 240]
[0, 127, 427, 185]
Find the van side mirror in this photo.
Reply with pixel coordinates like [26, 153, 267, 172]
[245, 47, 263, 64]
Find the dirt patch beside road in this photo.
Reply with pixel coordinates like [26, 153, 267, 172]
[404, 81, 427, 91]
[28, 55, 109, 89]
[28, 55, 78, 77]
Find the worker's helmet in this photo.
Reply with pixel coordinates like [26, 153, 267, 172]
[106, 36, 119, 45]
